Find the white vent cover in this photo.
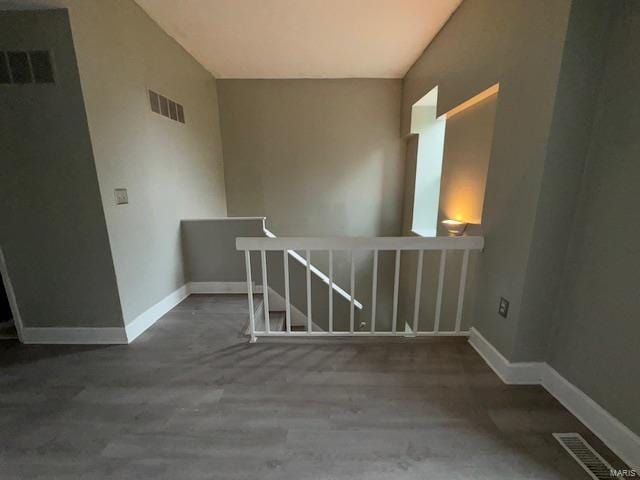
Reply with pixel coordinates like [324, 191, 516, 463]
[553, 433, 614, 479]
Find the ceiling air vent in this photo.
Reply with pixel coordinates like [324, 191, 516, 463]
[553, 433, 615, 480]
[1, 50, 55, 85]
[148, 89, 185, 124]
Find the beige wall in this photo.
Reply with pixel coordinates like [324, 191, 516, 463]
[0, 9, 123, 329]
[217, 79, 406, 328]
[403, 0, 638, 439]
[6, 0, 229, 324]
[546, 0, 640, 436]
[182, 218, 265, 284]
[403, 0, 571, 358]
[437, 94, 497, 232]
[218, 79, 405, 238]
[72, 0, 228, 324]
[514, 0, 616, 361]
[410, 105, 446, 236]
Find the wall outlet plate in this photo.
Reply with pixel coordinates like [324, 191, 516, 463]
[498, 297, 509, 318]
[114, 188, 128, 205]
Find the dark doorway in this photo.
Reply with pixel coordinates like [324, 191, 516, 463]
[0, 277, 17, 339]
[0, 280, 12, 323]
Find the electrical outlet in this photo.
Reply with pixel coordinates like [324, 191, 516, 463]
[498, 297, 509, 318]
[114, 188, 128, 205]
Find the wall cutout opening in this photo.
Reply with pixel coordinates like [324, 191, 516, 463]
[409, 84, 499, 237]
[410, 86, 446, 237]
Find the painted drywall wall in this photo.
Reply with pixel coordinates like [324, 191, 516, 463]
[437, 94, 497, 231]
[181, 218, 265, 283]
[400, 135, 419, 234]
[0, 10, 123, 328]
[218, 79, 404, 238]
[402, 0, 571, 358]
[5, 0, 229, 324]
[547, 0, 640, 436]
[218, 79, 406, 329]
[410, 105, 446, 237]
[513, 0, 615, 361]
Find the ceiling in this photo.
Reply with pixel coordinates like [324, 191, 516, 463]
[134, 0, 462, 79]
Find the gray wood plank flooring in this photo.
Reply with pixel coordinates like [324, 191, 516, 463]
[0, 294, 626, 479]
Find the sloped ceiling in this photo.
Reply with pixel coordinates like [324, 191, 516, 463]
[134, 0, 462, 79]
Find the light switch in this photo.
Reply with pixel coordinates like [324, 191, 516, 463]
[114, 188, 128, 205]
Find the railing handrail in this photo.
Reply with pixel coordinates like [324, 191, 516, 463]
[237, 235, 484, 252]
[237, 234, 484, 342]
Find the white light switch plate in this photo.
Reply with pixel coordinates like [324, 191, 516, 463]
[114, 188, 128, 205]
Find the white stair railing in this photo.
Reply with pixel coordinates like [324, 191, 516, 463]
[263, 227, 363, 312]
[236, 236, 484, 342]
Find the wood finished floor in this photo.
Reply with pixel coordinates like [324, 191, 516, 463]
[0, 294, 625, 479]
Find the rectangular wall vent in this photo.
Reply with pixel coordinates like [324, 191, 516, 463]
[149, 90, 160, 114]
[0, 50, 55, 85]
[553, 433, 614, 479]
[148, 89, 185, 124]
[0, 52, 11, 84]
[29, 51, 55, 83]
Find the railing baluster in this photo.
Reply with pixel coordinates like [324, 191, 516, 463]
[306, 249, 312, 333]
[235, 235, 484, 341]
[349, 250, 355, 333]
[244, 250, 256, 343]
[455, 249, 470, 333]
[283, 249, 291, 333]
[392, 249, 400, 334]
[412, 250, 424, 334]
[260, 250, 270, 334]
[434, 249, 447, 334]
[328, 249, 333, 333]
[370, 250, 378, 333]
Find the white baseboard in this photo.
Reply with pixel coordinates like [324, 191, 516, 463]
[541, 365, 640, 472]
[17, 282, 264, 346]
[22, 284, 190, 345]
[468, 327, 640, 471]
[188, 281, 263, 294]
[21, 327, 128, 344]
[124, 284, 190, 343]
[468, 327, 545, 384]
